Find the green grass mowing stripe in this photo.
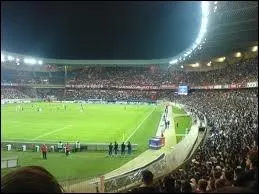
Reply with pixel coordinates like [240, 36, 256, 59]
[174, 116, 192, 135]
[128, 107, 163, 152]
[125, 108, 156, 142]
[1, 103, 163, 180]
[1, 151, 138, 181]
[2, 103, 154, 142]
[172, 106, 187, 114]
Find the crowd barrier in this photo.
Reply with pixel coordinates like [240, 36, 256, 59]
[1, 142, 138, 152]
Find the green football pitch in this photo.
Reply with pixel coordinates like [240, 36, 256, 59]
[1, 102, 163, 181]
[1, 103, 191, 182]
[2, 103, 162, 147]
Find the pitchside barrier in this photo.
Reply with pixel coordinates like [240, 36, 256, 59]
[1, 157, 19, 169]
[1, 142, 138, 152]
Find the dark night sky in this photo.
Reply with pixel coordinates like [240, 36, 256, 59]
[1, 1, 201, 60]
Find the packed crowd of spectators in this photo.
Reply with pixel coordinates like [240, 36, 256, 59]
[1, 57, 258, 88]
[66, 57, 258, 87]
[1, 87, 31, 99]
[64, 89, 157, 101]
[128, 89, 258, 193]
[36, 88, 64, 100]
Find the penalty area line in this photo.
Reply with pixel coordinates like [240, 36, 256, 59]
[32, 125, 72, 141]
[125, 108, 155, 142]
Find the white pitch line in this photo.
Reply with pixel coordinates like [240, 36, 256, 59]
[125, 108, 155, 142]
[32, 125, 72, 140]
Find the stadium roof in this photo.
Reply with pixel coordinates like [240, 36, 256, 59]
[182, 1, 258, 64]
[1, 1, 258, 67]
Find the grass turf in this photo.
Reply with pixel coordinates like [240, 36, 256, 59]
[172, 106, 192, 143]
[1, 103, 163, 181]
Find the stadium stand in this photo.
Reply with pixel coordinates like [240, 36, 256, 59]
[1, 56, 258, 193]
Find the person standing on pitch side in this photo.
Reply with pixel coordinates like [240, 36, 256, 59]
[127, 141, 132, 155]
[65, 142, 70, 156]
[121, 142, 126, 155]
[108, 142, 113, 156]
[114, 141, 118, 156]
[41, 144, 48, 160]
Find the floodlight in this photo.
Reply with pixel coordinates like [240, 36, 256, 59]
[181, 65, 184, 69]
[16, 58, 20, 62]
[207, 61, 211, 66]
[8, 56, 14, 61]
[38, 60, 43, 65]
[1, 54, 5, 62]
[217, 57, 225, 62]
[191, 63, 200, 68]
[202, 1, 209, 17]
[169, 59, 178, 65]
[235, 52, 241, 58]
[252, 46, 258, 52]
[24, 58, 37, 65]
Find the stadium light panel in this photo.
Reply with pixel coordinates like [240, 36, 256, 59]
[1, 54, 5, 62]
[172, 1, 209, 64]
[38, 60, 43, 65]
[207, 61, 211, 66]
[24, 58, 37, 65]
[252, 46, 258, 52]
[16, 58, 20, 62]
[217, 57, 225, 62]
[191, 63, 200, 68]
[181, 65, 184, 69]
[202, 1, 209, 17]
[8, 56, 14, 61]
[169, 59, 178, 64]
[235, 52, 242, 58]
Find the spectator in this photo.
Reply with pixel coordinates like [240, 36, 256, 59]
[1, 166, 63, 193]
[197, 179, 208, 193]
[128, 170, 159, 193]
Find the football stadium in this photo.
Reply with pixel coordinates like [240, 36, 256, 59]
[1, 1, 258, 193]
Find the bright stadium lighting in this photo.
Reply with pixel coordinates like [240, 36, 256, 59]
[16, 58, 20, 62]
[38, 60, 43, 65]
[235, 52, 242, 58]
[191, 62, 200, 68]
[217, 57, 225, 62]
[207, 61, 212, 66]
[181, 65, 184, 69]
[170, 1, 209, 65]
[1, 54, 5, 62]
[8, 56, 14, 61]
[24, 58, 37, 65]
[214, 1, 217, 5]
[169, 59, 178, 65]
[17, 62, 20, 66]
[252, 46, 258, 52]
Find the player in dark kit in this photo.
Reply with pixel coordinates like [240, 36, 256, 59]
[80, 104, 84, 111]
[121, 142, 126, 155]
[114, 141, 118, 156]
[127, 142, 132, 155]
[108, 143, 113, 156]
